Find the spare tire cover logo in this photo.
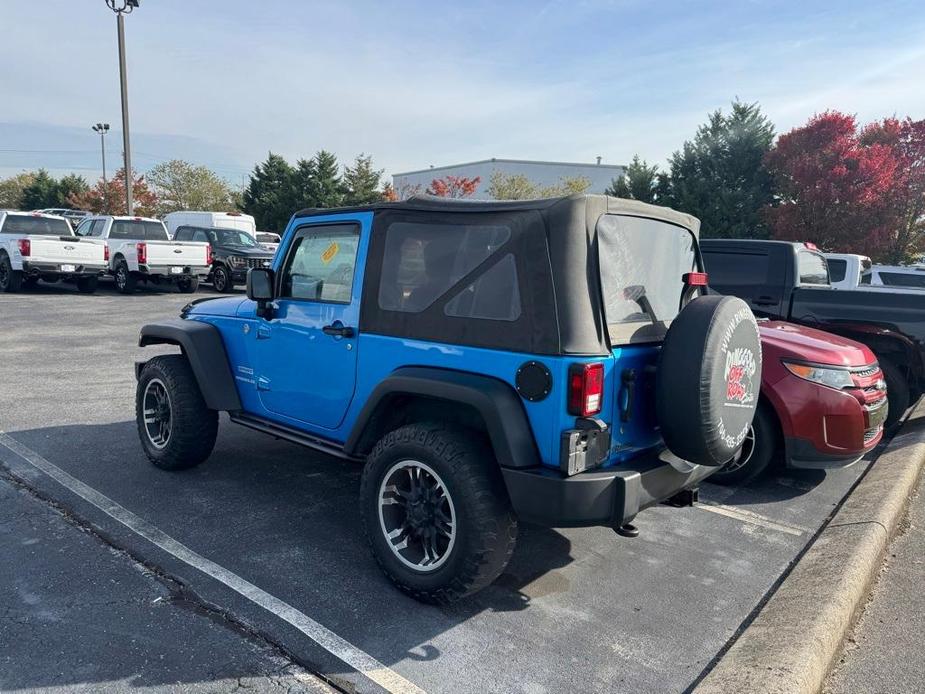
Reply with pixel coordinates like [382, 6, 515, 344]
[717, 306, 760, 450]
[725, 348, 756, 404]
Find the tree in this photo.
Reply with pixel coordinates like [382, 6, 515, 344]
[0, 172, 35, 209]
[147, 159, 238, 216]
[765, 112, 898, 258]
[294, 150, 343, 209]
[342, 154, 384, 206]
[487, 172, 590, 200]
[67, 168, 158, 216]
[56, 174, 89, 207]
[859, 118, 925, 263]
[20, 169, 60, 210]
[605, 155, 660, 203]
[381, 182, 399, 202]
[427, 175, 481, 198]
[660, 100, 775, 238]
[242, 153, 296, 233]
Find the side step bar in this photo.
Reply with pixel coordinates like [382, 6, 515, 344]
[228, 413, 362, 462]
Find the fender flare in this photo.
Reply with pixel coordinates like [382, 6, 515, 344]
[344, 366, 540, 469]
[137, 319, 242, 411]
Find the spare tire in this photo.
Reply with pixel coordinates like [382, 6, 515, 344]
[656, 295, 762, 467]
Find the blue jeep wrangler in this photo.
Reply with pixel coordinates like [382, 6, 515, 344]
[135, 195, 761, 603]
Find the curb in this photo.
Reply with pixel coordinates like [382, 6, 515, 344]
[694, 398, 925, 694]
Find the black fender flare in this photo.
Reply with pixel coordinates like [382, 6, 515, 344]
[137, 319, 242, 411]
[344, 366, 540, 469]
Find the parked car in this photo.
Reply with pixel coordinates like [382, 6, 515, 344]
[34, 208, 92, 231]
[134, 195, 763, 602]
[825, 253, 925, 292]
[172, 225, 273, 292]
[255, 231, 281, 253]
[74, 215, 211, 294]
[701, 239, 925, 425]
[710, 320, 887, 484]
[0, 211, 106, 293]
[163, 211, 257, 239]
[867, 264, 925, 289]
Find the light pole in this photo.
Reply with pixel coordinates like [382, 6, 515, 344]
[104, 0, 139, 215]
[92, 123, 110, 211]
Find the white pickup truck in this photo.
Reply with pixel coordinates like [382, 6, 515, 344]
[825, 252, 925, 293]
[75, 215, 211, 294]
[0, 211, 107, 293]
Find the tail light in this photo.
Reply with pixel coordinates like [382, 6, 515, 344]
[104, 245, 110, 262]
[568, 362, 604, 417]
[136, 242, 147, 265]
[17, 239, 31, 257]
[205, 244, 212, 265]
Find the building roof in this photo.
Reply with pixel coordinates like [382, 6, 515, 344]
[392, 157, 625, 177]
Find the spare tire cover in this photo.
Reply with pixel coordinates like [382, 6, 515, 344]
[656, 295, 762, 467]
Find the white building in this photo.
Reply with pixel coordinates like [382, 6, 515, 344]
[392, 158, 626, 200]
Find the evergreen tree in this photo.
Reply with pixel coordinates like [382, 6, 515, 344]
[342, 154, 383, 206]
[21, 169, 60, 210]
[242, 153, 295, 233]
[605, 155, 660, 204]
[294, 150, 343, 209]
[660, 100, 775, 238]
[56, 174, 90, 207]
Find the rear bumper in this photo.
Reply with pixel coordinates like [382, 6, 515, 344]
[501, 451, 716, 527]
[139, 264, 211, 279]
[22, 261, 107, 277]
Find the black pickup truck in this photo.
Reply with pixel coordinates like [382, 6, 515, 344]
[701, 239, 925, 425]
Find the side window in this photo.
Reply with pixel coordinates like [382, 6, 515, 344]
[74, 219, 92, 236]
[192, 230, 209, 243]
[797, 251, 829, 286]
[701, 251, 771, 285]
[174, 228, 191, 241]
[445, 253, 521, 321]
[279, 225, 359, 302]
[880, 272, 925, 288]
[827, 259, 847, 283]
[860, 272, 872, 285]
[378, 222, 511, 313]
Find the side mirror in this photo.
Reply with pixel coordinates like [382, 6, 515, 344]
[246, 268, 275, 318]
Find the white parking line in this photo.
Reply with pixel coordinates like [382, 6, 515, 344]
[0, 432, 425, 694]
[696, 502, 810, 536]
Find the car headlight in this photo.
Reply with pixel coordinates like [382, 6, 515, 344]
[783, 361, 855, 390]
[229, 256, 244, 267]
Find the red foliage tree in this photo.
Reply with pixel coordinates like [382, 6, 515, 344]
[67, 168, 159, 216]
[765, 112, 898, 259]
[426, 175, 481, 198]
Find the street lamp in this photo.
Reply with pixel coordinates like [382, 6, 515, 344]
[92, 123, 110, 212]
[104, 0, 139, 215]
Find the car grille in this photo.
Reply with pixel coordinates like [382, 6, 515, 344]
[235, 257, 271, 269]
[863, 428, 881, 444]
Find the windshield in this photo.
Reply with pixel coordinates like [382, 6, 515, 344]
[211, 229, 259, 247]
[256, 233, 279, 243]
[597, 214, 697, 344]
[109, 220, 168, 240]
[1, 215, 72, 236]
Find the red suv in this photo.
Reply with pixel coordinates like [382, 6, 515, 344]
[712, 320, 888, 484]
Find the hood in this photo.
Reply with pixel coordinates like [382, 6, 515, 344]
[184, 296, 248, 318]
[759, 320, 875, 367]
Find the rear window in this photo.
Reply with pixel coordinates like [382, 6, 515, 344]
[597, 214, 696, 342]
[0, 215, 72, 236]
[109, 220, 168, 240]
[827, 258, 847, 283]
[798, 251, 829, 286]
[702, 250, 771, 285]
[378, 221, 511, 313]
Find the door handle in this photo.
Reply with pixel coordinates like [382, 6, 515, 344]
[256, 324, 271, 340]
[322, 323, 355, 338]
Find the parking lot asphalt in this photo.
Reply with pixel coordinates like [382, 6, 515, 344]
[0, 281, 890, 693]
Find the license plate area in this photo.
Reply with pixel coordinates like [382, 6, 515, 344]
[170, 266, 184, 274]
[60, 264, 76, 273]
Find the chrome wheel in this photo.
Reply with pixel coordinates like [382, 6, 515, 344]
[723, 424, 755, 473]
[378, 460, 456, 572]
[142, 378, 172, 450]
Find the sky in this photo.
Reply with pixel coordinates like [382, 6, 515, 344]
[2, 0, 924, 186]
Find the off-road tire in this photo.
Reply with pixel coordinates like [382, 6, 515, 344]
[360, 423, 518, 604]
[212, 265, 233, 293]
[136, 354, 218, 470]
[115, 259, 137, 295]
[177, 277, 199, 294]
[710, 401, 779, 485]
[76, 276, 98, 294]
[0, 254, 23, 293]
[22, 276, 40, 289]
[880, 358, 909, 427]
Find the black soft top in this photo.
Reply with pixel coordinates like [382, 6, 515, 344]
[298, 195, 701, 356]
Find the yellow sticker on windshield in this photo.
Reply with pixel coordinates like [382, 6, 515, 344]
[321, 242, 339, 265]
